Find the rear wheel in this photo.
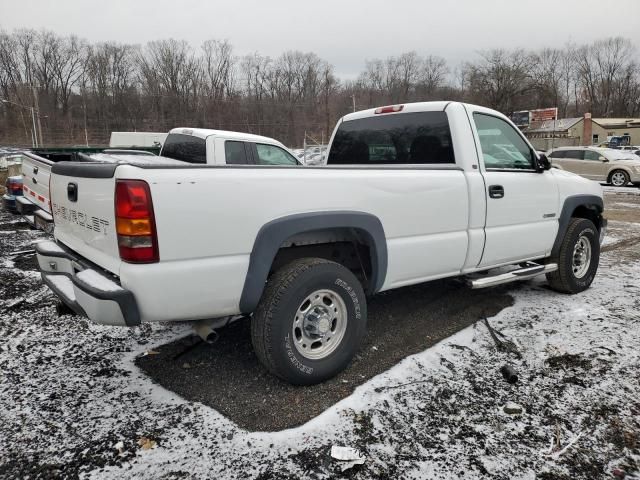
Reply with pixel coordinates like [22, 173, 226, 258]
[546, 218, 599, 294]
[609, 169, 630, 187]
[251, 258, 367, 385]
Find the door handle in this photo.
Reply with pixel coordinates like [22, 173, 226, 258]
[488, 185, 504, 199]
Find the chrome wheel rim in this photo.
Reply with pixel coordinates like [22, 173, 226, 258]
[572, 235, 592, 279]
[292, 289, 347, 360]
[611, 172, 627, 186]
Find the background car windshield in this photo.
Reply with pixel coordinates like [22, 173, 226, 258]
[605, 150, 638, 160]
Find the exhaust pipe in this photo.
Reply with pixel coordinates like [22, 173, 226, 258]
[193, 316, 240, 344]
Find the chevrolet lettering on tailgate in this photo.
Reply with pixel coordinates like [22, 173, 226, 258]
[52, 203, 109, 235]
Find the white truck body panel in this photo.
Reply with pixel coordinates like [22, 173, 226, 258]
[21, 152, 53, 213]
[109, 132, 167, 148]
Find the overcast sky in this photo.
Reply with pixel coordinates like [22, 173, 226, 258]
[2, 0, 640, 78]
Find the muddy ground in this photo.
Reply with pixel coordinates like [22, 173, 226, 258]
[137, 281, 513, 431]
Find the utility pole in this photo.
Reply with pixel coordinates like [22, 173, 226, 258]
[32, 84, 43, 146]
[82, 101, 89, 146]
[351, 94, 356, 112]
[30, 107, 38, 147]
[2, 98, 45, 148]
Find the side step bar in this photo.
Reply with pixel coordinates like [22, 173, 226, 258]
[469, 263, 558, 289]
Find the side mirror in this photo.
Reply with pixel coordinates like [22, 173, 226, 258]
[537, 153, 552, 172]
[600, 156, 609, 162]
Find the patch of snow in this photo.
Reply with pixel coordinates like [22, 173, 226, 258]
[609, 202, 640, 209]
[602, 185, 640, 195]
[46, 274, 76, 301]
[34, 240, 65, 255]
[76, 269, 123, 292]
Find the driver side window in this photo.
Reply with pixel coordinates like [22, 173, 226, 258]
[473, 113, 535, 170]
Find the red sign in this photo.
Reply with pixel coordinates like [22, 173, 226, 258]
[530, 108, 558, 122]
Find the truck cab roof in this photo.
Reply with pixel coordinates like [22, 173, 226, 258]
[168, 128, 287, 147]
[340, 101, 452, 123]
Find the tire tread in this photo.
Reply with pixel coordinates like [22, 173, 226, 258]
[251, 258, 335, 380]
[546, 217, 598, 293]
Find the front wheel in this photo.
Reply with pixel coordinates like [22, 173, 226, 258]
[546, 218, 600, 294]
[609, 169, 630, 187]
[251, 258, 367, 385]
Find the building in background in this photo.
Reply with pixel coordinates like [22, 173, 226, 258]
[521, 113, 640, 151]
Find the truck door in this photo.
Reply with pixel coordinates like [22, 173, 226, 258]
[469, 110, 560, 267]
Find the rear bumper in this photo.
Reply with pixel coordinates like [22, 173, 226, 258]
[16, 196, 54, 233]
[16, 195, 37, 215]
[36, 240, 140, 327]
[2, 194, 18, 212]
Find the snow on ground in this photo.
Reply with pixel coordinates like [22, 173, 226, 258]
[602, 185, 640, 195]
[1, 207, 640, 479]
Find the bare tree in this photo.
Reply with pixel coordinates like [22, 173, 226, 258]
[575, 37, 637, 116]
[464, 49, 535, 113]
[52, 35, 87, 115]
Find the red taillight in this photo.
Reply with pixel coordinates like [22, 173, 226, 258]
[9, 182, 22, 195]
[374, 104, 404, 114]
[115, 180, 159, 263]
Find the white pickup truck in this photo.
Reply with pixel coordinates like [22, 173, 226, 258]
[36, 102, 605, 385]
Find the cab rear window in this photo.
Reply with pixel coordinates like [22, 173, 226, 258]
[327, 111, 455, 165]
[161, 134, 206, 164]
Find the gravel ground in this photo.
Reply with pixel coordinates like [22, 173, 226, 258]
[0, 189, 639, 479]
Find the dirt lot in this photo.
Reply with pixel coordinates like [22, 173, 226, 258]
[0, 188, 639, 479]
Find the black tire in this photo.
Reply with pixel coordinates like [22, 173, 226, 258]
[608, 169, 630, 187]
[546, 218, 599, 294]
[251, 258, 367, 385]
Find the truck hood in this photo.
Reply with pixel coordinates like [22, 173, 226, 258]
[550, 168, 604, 200]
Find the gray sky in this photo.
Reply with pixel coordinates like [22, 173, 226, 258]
[2, 0, 639, 78]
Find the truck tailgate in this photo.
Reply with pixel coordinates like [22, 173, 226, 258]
[21, 152, 53, 213]
[50, 163, 121, 275]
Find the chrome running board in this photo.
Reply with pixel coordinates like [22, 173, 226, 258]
[469, 263, 558, 289]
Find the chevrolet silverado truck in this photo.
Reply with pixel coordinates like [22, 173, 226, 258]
[36, 102, 605, 385]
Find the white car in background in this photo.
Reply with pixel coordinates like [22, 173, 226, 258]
[547, 146, 640, 187]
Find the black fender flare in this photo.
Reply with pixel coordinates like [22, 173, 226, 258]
[551, 194, 604, 257]
[239, 211, 387, 314]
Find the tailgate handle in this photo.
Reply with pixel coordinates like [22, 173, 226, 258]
[33, 166, 38, 174]
[67, 183, 78, 202]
